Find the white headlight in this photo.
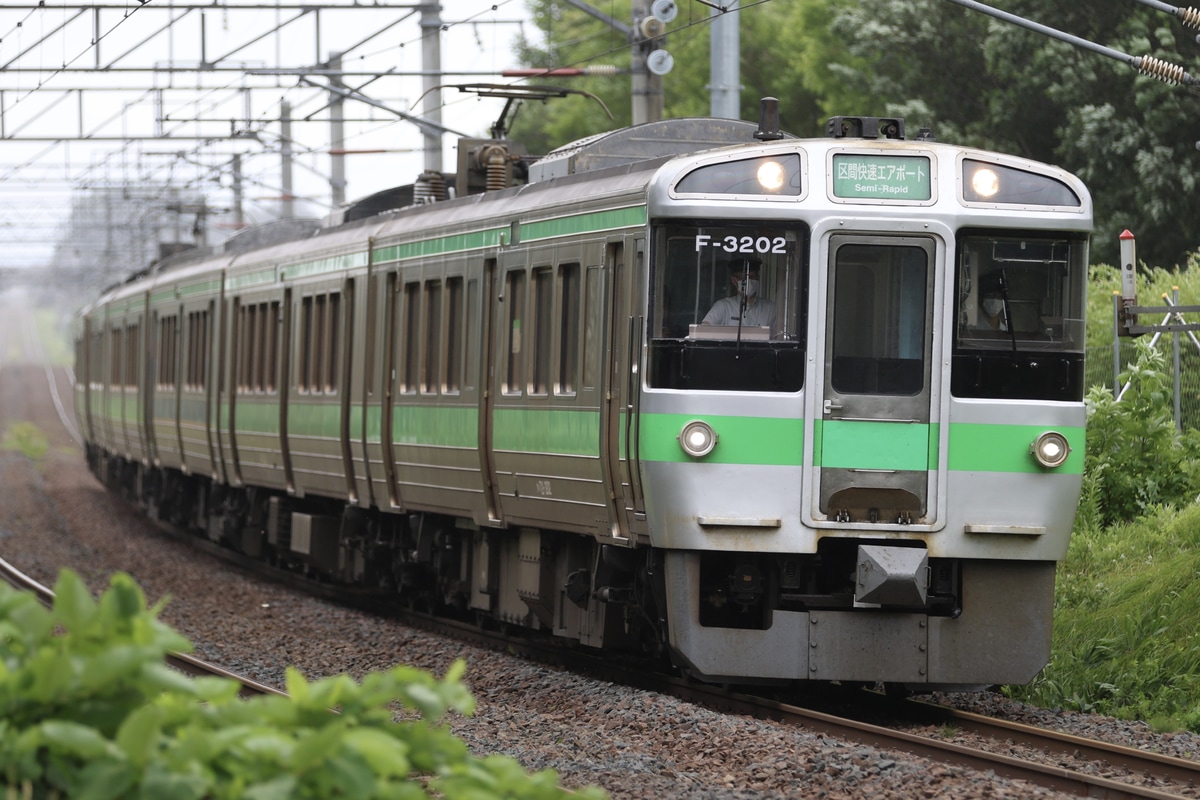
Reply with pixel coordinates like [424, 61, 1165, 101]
[970, 166, 1000, 198]
[1031, 431, 1070, 469]
[756, 160, 786, 192]
[679, 420, 717, 458]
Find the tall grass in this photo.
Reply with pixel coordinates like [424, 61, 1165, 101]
[1008, 255, 1200, 730]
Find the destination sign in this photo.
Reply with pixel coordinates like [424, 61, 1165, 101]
[832, 154, 932, 201]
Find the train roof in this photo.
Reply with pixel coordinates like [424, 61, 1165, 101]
[527, 117, 794, 182]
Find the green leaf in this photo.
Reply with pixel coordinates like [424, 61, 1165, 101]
[139, 763, 211, 800]
[138, 662, 202, 697]
[242, 774, 298, 800]
[116, 704, 164, 766]
[73, 760, 138, 800]
[52, 570, 96, 635]
[342, 728, 411, 778]
[37, 720, 121, 759]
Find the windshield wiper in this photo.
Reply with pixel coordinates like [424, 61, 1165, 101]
[735, 262, 748, 356]
[999, 269, 1018, 354]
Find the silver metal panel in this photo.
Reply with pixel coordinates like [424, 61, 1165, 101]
[664, 552, 808, 681]
[809, 611, 928, 682]
[926, 561, 1055, 685]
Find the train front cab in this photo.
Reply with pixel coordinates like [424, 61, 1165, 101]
[639, 143, 1091, 689]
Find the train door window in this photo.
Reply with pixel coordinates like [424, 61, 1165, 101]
[265, 301, 280, 392]
[326, 292, 340, 393]
[90, 329, 103, 390]
[185, 309, 209, 392]
[253, 302, 267, 392]
[582, 265, 601, 391]
[297, 292, 340, 394]
[830, 243, 927, 396]
[157, 315, 177, 390]
[237, 301, 281, 394]
[109, 326, 122, 388]
[647, 221, 808, 392]
[504, 270, 525, 395]
[952, 232, 1088, 401]
[531, 267, 553, 395]
[558, 263, 580, 395]
[422, 280, 442, 394]
[126, 323, 139, 389]
[446, 277, 463, 394]
[237, 303, 251, 392]
[298, 297, 313, 392]
[403, 281, 420, 394]
[464, 276, 480, 392]
[312, 295, 327, 393]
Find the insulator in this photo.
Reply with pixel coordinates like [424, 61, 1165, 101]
[586, 64, 619, 76]
[1179, 7, 1200, 30]
[1138, 55, 1186, 84]
[413, 170, 446, 204]
[486, 149, 510, 192]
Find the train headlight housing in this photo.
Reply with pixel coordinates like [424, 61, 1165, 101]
[679, 420, 717, 458]
[1031, 431, 1071, 469]
[962, 159, 1081, 207]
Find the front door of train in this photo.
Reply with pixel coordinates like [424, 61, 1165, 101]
[814, 234, 939, 527]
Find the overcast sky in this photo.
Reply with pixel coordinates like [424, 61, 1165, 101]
[0, 0, 535, 270]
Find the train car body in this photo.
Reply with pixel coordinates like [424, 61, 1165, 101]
[76, 111, 1091, 690]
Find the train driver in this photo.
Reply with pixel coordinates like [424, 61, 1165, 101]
[702, 257, 778, 333]
[977, 273, 1009, 331]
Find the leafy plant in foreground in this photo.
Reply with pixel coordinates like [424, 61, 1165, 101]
[0, 570, 606, 799]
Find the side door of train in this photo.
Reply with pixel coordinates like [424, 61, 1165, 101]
[599, 236, 648, 542]
[226, 286, 289, 492]
[808, 230, 947, 529]
[147, 289, 184, 471]
[285, 274, 356, 500]
[177, 287, 220, 481]
[485, 242, 615, 535]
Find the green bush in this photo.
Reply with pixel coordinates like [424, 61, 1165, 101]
[1081, 337, 1200, 527]
[0, 570, 606, 800]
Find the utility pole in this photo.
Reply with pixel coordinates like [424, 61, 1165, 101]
[631, 0, 662, 125]
[710, 1, 740, 119]
[419, 4, 444, 172]
[231, 153, 245, 228]
[562, 0, 663, 125]
[280, 100, 295, 219]
[329, 50, 347, 208]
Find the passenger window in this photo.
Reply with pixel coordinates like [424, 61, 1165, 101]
[504, 270, 525, 394]
[531, 267, 553, 395]
[558, 263, 580, 395]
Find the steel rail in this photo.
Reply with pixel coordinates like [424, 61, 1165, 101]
[0, 554, 284, 698]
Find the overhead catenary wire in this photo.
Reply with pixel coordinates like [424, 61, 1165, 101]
[1127, 0, 1200, 30]
[942, 0, 1199, 85]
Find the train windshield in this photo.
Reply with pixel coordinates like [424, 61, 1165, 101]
[952, 232, 1089, 401]
[647, 221, 808, 392]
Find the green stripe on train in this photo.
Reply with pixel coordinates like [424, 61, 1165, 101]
[374, 230, 506, 263]
[820, 419, 939, 472]
[639, 413, 804, 466]
[521, 206, 647, 241]
[639, 414, 1083, 473]
[947, 422, 1085, 473]
[491, 407, 600, 455]
[143, 399, 1085, 475]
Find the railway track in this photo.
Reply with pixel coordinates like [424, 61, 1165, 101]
[0, 554, 283, 699]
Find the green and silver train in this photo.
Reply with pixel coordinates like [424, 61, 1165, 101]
[75, 107, 1091, 690]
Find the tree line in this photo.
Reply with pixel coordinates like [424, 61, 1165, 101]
[510, 0, 1200, 269]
